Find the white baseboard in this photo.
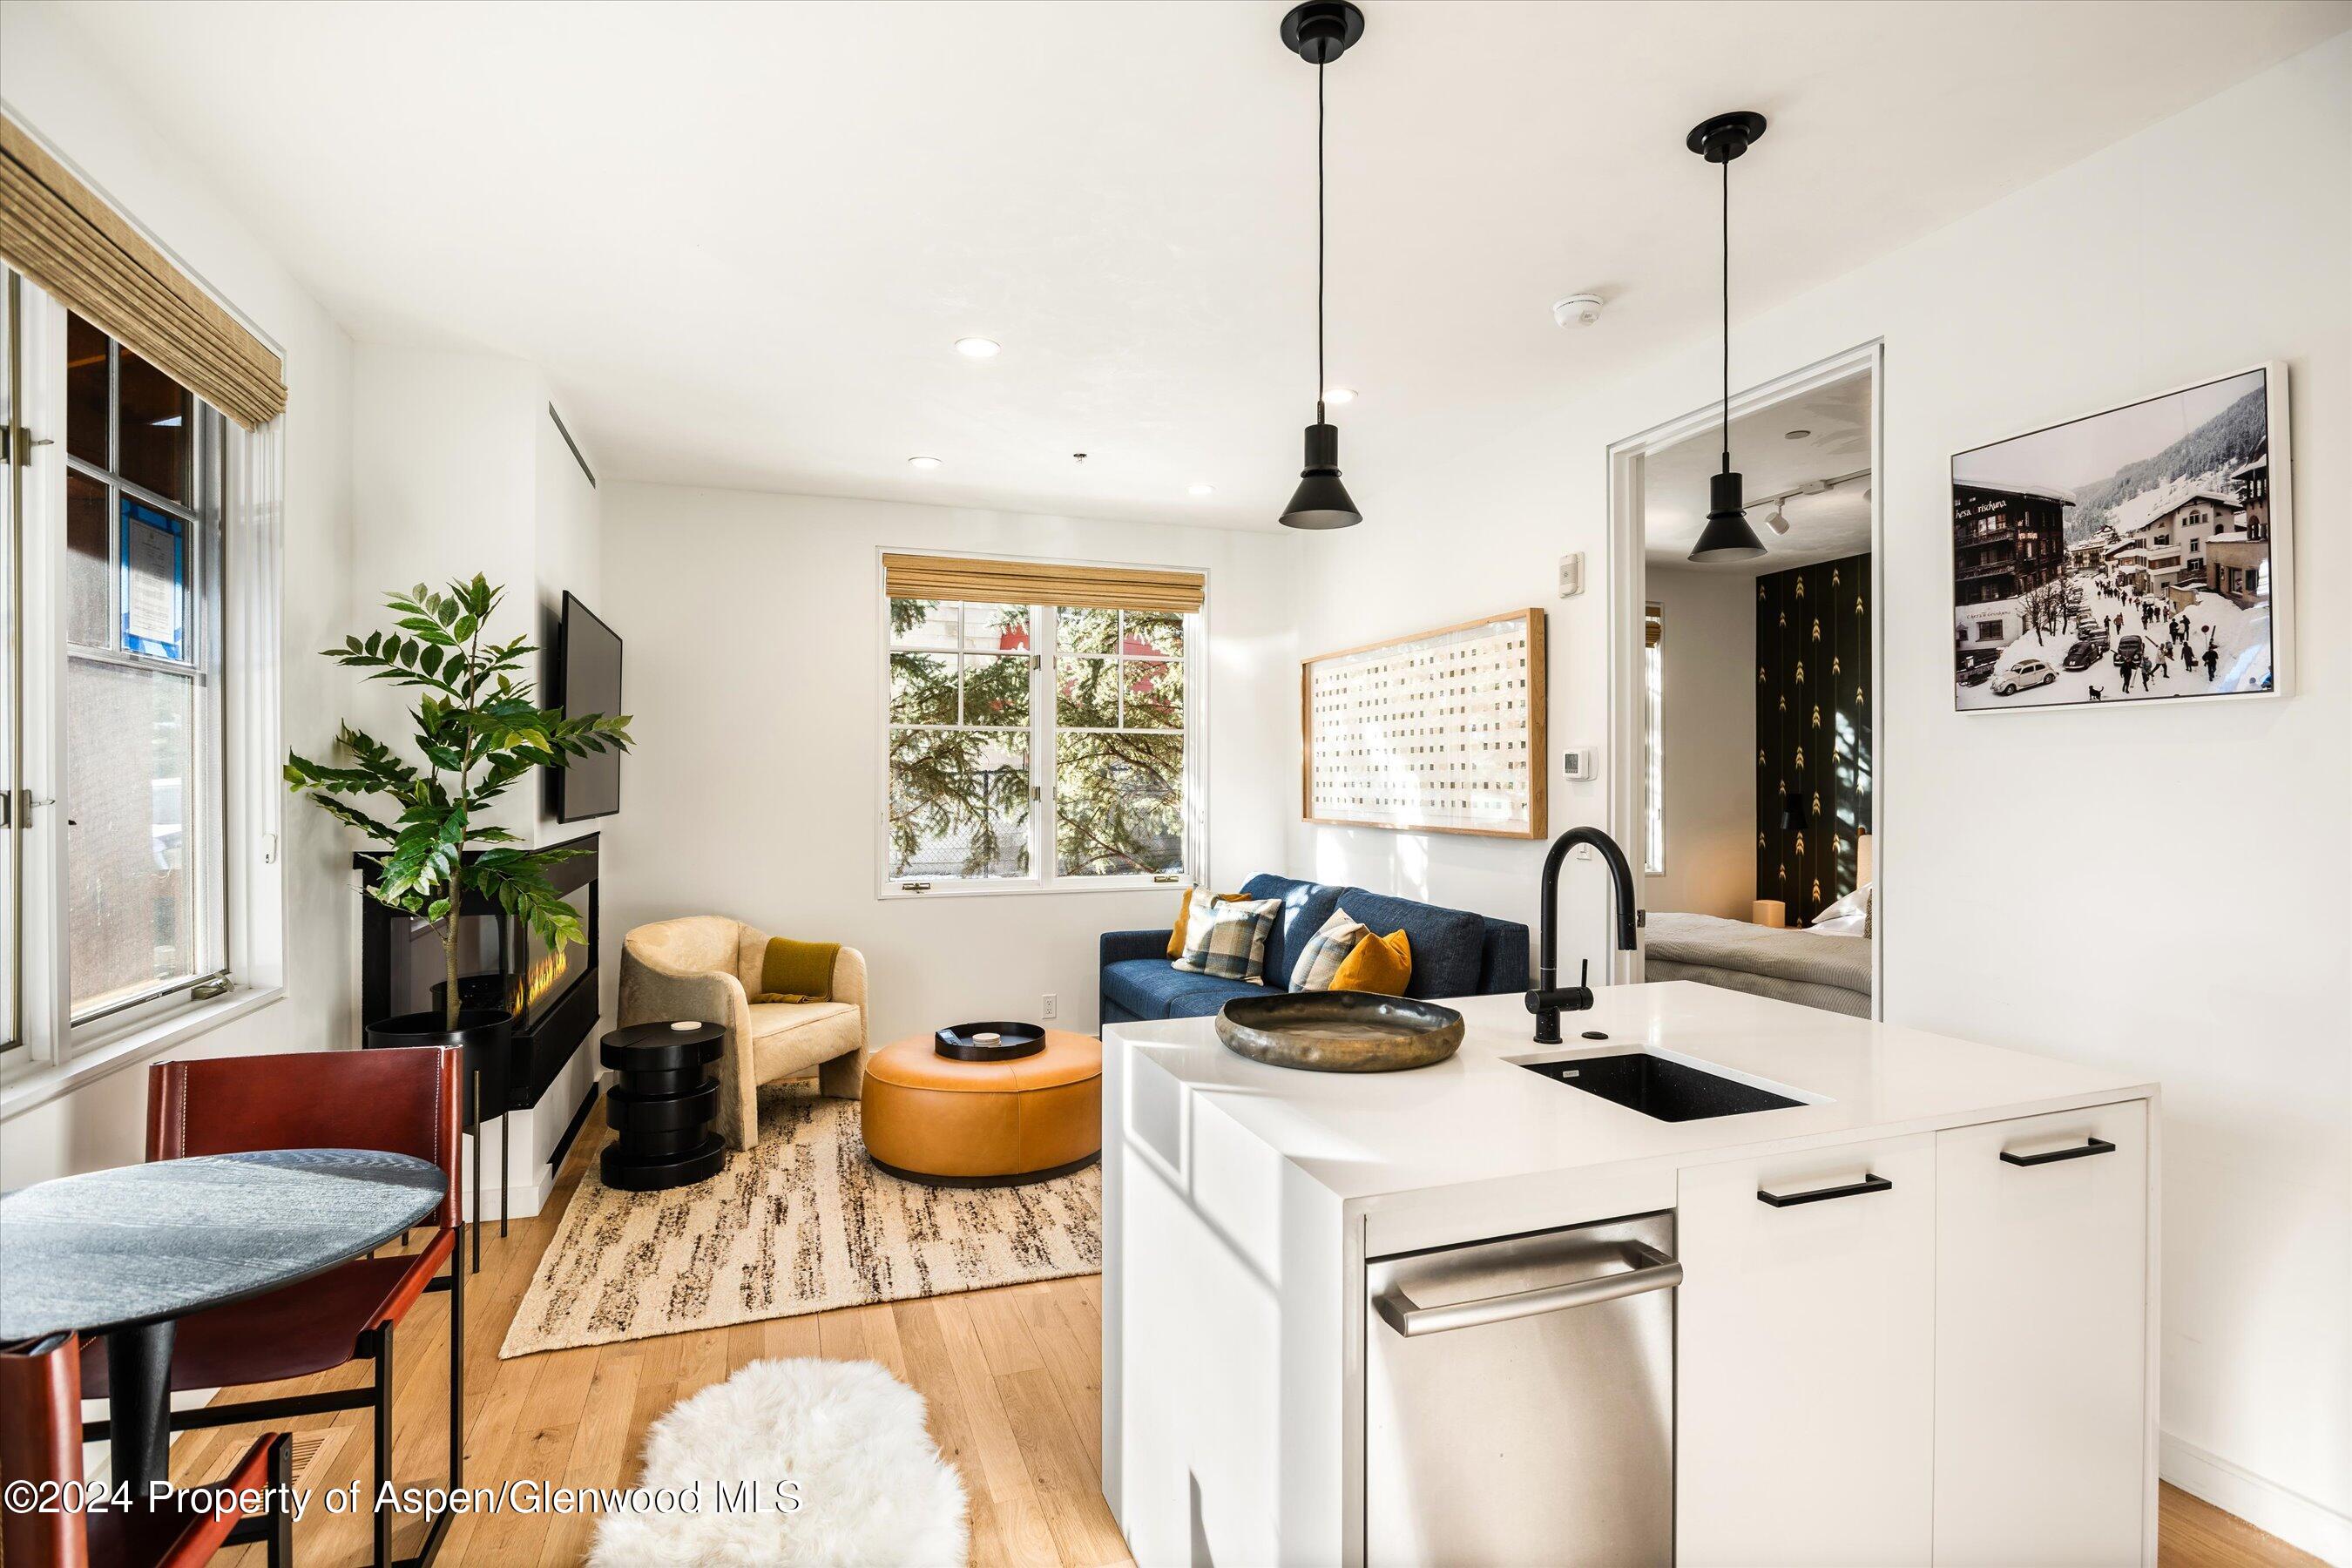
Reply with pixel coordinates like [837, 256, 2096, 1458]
[2162, 1429, 2352, 1565]
[462, 1165, 557, 1223]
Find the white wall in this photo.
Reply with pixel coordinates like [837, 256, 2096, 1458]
[534, 404, 603, 847]
[346, 347, 612, 1206]
[348, 345, 540, 831]
[1287, 36, 2352, 1556]
[1643, 564, 1756, 921]
[0, 8, 358, 1186]
[525, 398, 608, 1184]
[600, 483, 1298, 1045]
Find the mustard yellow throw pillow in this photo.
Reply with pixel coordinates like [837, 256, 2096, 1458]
[1330, 927, 1411, 995]
[754, 937, 838, 1004]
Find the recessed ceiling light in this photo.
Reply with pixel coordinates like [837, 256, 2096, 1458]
[955, 337, 1000, 359]
[1189, 483, 1216, 497]
[1784, 429, 1812, 440]
[907, 456, 943, 470]
[1322, 386, 1355, 405]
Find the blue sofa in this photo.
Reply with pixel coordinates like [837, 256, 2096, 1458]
[1098, 873, 1531, 1025]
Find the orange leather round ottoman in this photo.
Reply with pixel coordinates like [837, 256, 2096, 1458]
[861, 1030, 1102, 1186]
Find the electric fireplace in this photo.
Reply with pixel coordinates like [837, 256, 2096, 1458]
[356, 832, 600, 1112]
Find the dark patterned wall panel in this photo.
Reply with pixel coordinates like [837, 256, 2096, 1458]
[1755, 553, 1873, 923]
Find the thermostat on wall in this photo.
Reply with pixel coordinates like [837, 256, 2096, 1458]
[1563, 747, 1598, 781]
[1558, 552, 1585, 598]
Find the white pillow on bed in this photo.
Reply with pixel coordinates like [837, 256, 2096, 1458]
[1812, 882, 1874, 938]
[1813, 882, 1872, 923]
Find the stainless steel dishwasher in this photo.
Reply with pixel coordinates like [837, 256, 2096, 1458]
[1365, 1211, 1678, 1566]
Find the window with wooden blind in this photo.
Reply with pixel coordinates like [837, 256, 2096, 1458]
[880, 555, 1202, 896]
[3, 127, 287, 1086]
[1, 117, 286, 429]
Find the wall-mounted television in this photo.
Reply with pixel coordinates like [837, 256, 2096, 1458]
[554, 591, 623, 821]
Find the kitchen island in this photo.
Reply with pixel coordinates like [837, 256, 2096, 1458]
[1101, 981, 2158, 1567]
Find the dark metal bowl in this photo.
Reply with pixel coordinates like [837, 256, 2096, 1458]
[1214, 992, 1465, 1073]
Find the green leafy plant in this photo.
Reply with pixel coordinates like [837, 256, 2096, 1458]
[286, 575, 632, 1030]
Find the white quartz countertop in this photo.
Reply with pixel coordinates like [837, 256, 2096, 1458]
[1107, 982, 2157, 1206]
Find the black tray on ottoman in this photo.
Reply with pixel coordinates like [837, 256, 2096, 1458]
[600, 1020, 727, 1191]
[934, 1020, 1046, 1062]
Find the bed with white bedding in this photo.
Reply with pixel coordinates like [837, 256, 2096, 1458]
[1642, 909, 1873, 1017]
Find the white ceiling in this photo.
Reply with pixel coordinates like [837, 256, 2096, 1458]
[36, 1, 2348, 530]
[1644, 370, 1872, 575]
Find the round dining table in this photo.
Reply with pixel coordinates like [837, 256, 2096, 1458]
[0, 1147, 446, 1497]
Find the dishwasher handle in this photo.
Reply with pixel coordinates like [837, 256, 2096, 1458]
[1373, 1241, 1682, 1338]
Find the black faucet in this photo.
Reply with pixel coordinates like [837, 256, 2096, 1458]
[1526, 825, 1640, 1044]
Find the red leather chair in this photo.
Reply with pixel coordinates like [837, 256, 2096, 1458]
[3, 1331, 290, 1567]
[79, 1048, 465, 1568]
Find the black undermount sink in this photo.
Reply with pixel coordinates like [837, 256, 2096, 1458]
[1522, 1051, 1802, 1122]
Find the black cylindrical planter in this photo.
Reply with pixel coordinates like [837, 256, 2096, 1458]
[366, 1006, 515, 1120]
[363, 1006, 515, 1269]
[599, 1021, 727, 1192]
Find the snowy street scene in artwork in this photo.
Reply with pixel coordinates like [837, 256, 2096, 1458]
[1951, 368, 2278, 711]
[1963, 566, 2270, 709]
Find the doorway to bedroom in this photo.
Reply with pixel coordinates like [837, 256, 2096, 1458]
[1607, 344, 1882, 1018]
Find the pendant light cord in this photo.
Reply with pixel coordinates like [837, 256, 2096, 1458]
[1720, 152, 1730, 476]
[1315, 57, 1327, 424]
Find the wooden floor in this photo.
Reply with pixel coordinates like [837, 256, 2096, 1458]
[165, 1110, 2310, 1567]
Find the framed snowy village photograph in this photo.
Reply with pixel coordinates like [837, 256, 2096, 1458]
[1951, 364, 2292, 713]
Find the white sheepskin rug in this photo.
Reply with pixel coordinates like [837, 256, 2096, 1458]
[589, 1357, 969, 1566]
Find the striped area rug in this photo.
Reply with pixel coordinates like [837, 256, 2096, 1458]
[499, 1084, 1100, 1357]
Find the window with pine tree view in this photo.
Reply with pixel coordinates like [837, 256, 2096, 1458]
[887, 597, 1190, 889]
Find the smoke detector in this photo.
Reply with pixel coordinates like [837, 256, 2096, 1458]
[1552, 294, 1605, 328]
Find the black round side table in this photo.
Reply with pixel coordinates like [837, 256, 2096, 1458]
[600, 1020, 727, 1191]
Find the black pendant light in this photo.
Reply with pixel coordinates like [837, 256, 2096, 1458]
[1278, 1, 1364, 530]
[1686, 111, 1768, 564]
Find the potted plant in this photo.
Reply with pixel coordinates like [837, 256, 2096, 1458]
[287, 574, 631, 1075]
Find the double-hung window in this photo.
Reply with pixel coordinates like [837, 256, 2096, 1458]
[2, 124, 287, 1091]
[881, 553, 1201, 895]
[57, 312, 227, 1026]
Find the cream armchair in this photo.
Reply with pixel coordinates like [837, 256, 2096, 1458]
[618, 916, 871, 1150]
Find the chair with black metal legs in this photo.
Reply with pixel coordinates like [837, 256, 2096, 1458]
[4, 1331, 294, 1567]
[77, 1047, 467, 1568]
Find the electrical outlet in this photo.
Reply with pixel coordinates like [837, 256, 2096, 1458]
[1041, 994, 1058, 1019]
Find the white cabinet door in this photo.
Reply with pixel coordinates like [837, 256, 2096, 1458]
[1933, 1101, 2150, 1567]
[1677, 1134, 1937, 1567]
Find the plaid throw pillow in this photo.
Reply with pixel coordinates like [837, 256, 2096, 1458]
[1288, 908, 1369, 992]
[1172, 896, 1281, 983]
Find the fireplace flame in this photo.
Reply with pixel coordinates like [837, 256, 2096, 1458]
[518, 942, 572, 1013]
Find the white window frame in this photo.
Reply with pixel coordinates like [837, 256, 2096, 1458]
[874, 550, 1206, 900]
[0, 268, 287, 1111]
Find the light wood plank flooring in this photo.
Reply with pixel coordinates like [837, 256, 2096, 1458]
[165, 1108, 2308, 1566]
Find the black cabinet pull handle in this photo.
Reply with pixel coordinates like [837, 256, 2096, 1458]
[1756, 1173, 1892, 1207]
[2000, 1137, 2117, 1167]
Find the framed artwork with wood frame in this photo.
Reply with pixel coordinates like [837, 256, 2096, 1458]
[1301, 608, 1547, 840]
